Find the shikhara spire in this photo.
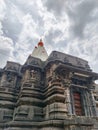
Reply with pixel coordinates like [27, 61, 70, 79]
[31, 39, 48, 61]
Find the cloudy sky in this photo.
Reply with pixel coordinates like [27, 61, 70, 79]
[0, 0, 98, 74]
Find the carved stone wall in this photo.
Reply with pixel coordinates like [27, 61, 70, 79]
[0, 62, 21, 123]
[13, 66, 42, 121]
[0, 56, 97, 129]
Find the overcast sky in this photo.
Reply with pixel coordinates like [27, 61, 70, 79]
[0, 0, 98, 74]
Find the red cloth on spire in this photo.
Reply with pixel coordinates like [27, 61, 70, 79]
[38, 39, 44, 46]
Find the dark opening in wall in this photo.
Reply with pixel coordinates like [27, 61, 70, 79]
[73, 92, 83, 116]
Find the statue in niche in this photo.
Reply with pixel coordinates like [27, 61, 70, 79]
[30, 70, 38, 80]
[6, 72, 15, 86]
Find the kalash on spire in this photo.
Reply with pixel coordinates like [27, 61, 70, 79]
[31, 39, 48, 61]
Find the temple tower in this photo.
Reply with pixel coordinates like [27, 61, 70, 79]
[0, 62, 21, 122]
[14, 56, 43, 121]
[0, 40, 98, 130]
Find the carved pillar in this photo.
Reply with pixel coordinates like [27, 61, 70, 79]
[24, 69, 30, 81]
[70, 87, 76, 115]
[63, 72, 74, 116]
[86, 79, 96, 117]
[85, 90, 92, 116]
[82, 89, 90, 116]
[89, 90, 97, 116]
[45, 105, 49, 119]
[65, 87, 72, 115]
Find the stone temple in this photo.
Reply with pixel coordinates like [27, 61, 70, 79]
[0, 40, 98, 130]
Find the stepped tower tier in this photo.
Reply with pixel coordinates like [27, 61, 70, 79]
[0, 61, 21, 122]
[14, 56, 44, 121]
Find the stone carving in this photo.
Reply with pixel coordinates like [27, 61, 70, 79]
[30, 60, 39, 66]
[64, 57, 69, 63]
[30, 69, 40, 81]
[23, 69, 30, 81]
[15, 106, 35, 120]
[64, 88, 72, 114]
[52, 72, 61, 81]
[46, 64, 57, 79]
[23, 69, 40, 81]
[46, 68, 50, 78]
[53, 52, 58, 58]
[5, 66, 17, 71]
[0, 73, 6, 86]
[6, 72, 16, 86]
[0, 72, 16, 87]
[17, 106, 29, 115]
[30, 70, 37, 79]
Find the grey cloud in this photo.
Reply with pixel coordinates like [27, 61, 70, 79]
[7, 0, 44, 24]
[3, 0, 45, 41]
[44, 0, 98, 39]
[45, 29, 62, 45]
[1, 0, 23, 41]
[2, 19, 22, 42]
[44, 29, 68, 54]
[0, 36, 14, 67]
[0, 48, 10, 67]
[67, 0, 98, 39]
[43, 0, 67, 16]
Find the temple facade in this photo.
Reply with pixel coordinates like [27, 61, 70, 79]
[0, 40, 98, 130]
